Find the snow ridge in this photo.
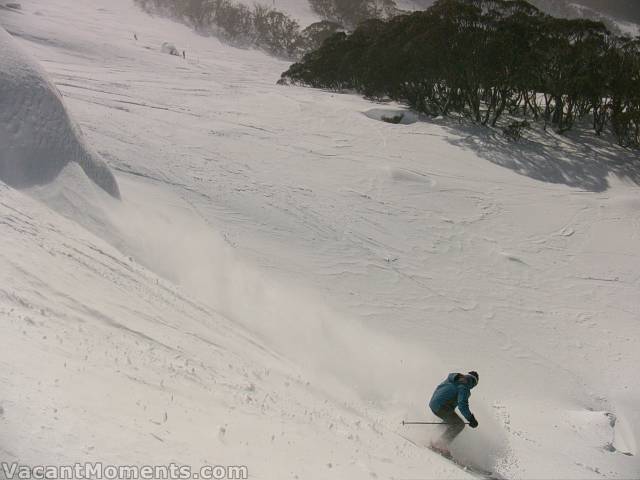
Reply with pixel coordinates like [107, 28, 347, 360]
[0, 27, 119, 198]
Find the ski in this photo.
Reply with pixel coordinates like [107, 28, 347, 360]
[398, 433, 504, 480]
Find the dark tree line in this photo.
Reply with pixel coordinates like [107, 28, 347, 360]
[133, 0, 412, 59]
[308, 0, 399, 28]
[133, 0, 343, 58]
[281, 0, 640, 147]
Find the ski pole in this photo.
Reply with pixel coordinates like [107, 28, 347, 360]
[402, 420, 469, 425]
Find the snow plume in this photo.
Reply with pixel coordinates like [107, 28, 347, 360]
[0, 27, 119, 198]
[106, 178, 428, 398]
[88, 176, 509, 461]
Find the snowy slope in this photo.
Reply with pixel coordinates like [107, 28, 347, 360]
[569, 2, 640, 37]
[1, 0, 640, 479]
[1, 176, 471, 479]
[395, 0, 435, 11]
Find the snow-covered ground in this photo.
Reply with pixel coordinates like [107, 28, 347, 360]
[1, 0, 640, 478]
[395, 0, 434, 12]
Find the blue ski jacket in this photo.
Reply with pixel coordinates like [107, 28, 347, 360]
[429, 373, 476, 421]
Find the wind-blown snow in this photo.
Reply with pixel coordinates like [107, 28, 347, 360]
[1, 0, 639, 479]
[0, 27, 119, 198]
[1, 179, 471, 478]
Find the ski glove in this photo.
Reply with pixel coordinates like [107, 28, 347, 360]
[469, 414, 478, 428]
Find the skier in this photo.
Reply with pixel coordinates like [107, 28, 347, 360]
[428, 371, 479, 454]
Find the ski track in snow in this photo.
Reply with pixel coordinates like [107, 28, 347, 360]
[1, 0, 640, 478]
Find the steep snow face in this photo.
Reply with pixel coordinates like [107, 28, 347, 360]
[0, 178, 473, 479]
[0, 27, 119, 197]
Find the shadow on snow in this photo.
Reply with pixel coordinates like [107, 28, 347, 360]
[435, 117, 640, 192]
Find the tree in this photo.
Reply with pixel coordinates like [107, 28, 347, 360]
[280, 0, 640, 147]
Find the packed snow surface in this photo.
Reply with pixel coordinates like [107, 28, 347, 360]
[1, 0, 640, 479]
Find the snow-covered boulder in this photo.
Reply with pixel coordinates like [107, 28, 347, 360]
[364, 108, 419, 125]
[0, 27, 120, 198]
[161, 41, 180, 56]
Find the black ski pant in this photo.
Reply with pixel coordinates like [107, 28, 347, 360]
[434, 407, 465, 444]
